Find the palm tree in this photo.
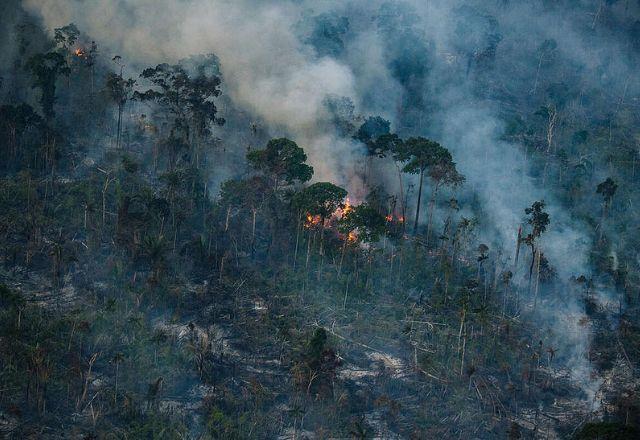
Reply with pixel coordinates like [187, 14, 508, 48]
[141, 235, 167, 281]
[112, 352, 125, 405]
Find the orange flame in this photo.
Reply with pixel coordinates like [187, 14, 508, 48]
[347, 231, 357, 242]
[385, 213, 404, 223]
[304, 213, 322, 228]
[343, 198, 353, 215]
[74, 48, 86, 57]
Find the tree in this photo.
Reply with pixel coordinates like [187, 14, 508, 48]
[134, 60, 224, 168]
[355, 116, 391, 184]
[424, 154, 465, 243]
[596, 177, 617, 240]
[596, 177, 617, 218]
[141, 235, 168, 281]
[293, 182, 347, 277]
[355, 116, 391, 155]
[26, 52, 70, 122]
[247, 138, 314, 190]
[293, 182, 347, 224]
[0, 104, 43, 168]
[83, 41, 99, 95]
[394, 137, 463, 237]
[105, 69, 136, 150]
[394, 137, 440, 234]
[338, 203, 387, 244]
[111, 352, 125, 405]
[372, 133, 407, 226]
[220, 176, 268, 258]
[53, 23, 80, 52]
[522, 201, 550, 290]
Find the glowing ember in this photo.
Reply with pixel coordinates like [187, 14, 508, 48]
[385, 213, 404, 223]
[74, 48, 86, 57]
[347, 231, 358, 242]
[342, 198, 353, 215]
[304, 213, 322, 228]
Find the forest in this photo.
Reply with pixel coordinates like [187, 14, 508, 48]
[0, 0, 639, 438]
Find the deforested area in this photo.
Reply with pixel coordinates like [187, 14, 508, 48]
[1, 0, 639, 438]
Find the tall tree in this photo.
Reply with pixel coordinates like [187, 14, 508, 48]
[293, 182, 347, 226]
[53, 23, 80, 52]
[0, 104, 43, 169]
[134, 60, 224, 168]
[105, 63, 136, 150]
[292, 182, 347, 269]
[26, 52, 70, 122]
[424, 155, 465, 244]
[355, 116, 391, 184]
[247, 138, 314, 191]
[522, 201, 550, 290]
[596, 177, 617, 239]
[394, 137, 463, 236]
[338, 203, 387, 244]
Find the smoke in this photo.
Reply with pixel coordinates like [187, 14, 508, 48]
[24, 0, 359, 185]
[24, 0, 635, 401]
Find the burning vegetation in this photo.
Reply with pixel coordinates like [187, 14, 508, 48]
[1, 1, 640, 439]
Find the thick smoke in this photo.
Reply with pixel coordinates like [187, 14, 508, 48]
[23, 0, 360, 185]
[24, 0, 635, 402]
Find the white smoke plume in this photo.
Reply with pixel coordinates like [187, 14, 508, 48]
[24, 0, 360, 185]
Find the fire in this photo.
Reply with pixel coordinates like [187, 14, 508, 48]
[347, 231, 358, 242]
[74, 48, 86, 57]
[385, 213, 405, 223]
[342, 198, 353, 215]
[304, 213, 322, 228]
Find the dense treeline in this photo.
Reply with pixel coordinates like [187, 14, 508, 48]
[1, 0, 640, 439]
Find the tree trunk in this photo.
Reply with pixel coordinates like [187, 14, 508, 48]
[114, 363, 119, 405]
[514, 226, 522, 269]
[533, 251, 542, 312]
[396, 164, 406, 234]
[528, 244, 536, 294]
[413, 169, 424, 235]
[293, 212, 301, 269]
[251, 208, 257, 260]
[425, 184, 439, 246]
[116, 102, 123, 149]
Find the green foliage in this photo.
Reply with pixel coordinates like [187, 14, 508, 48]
[105, 72, 136, 106]
[371, 133, 404, 159]
[26, 51, 70, 120]
[394, 136, 464, 186]
[247, 138, 314, 186]
[596, 177, 618, 204]
[292, 182, 347, 220]
[338, 203, 387, 243]
[355, 116, 391, 155]
[53, 23, 80, 50]
[134, 60, 224, 143]
[220, 176, 267, 209]
[524, 200, 550, 242]
[395, 137, 449, 174]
